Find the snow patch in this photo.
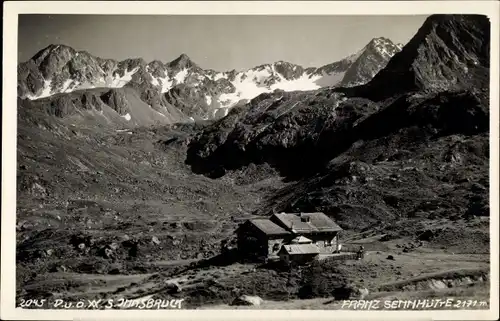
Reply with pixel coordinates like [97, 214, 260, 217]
[218, 67, 275, 107]
[116, 129, 133, 134]
[150, 75, 160, 86]
[34, 79, 54, 99]
[158, 76, 174, 93]
[218, 65, 343, 108]
[310, 71, 345, 87]
[270, 73, 321, 92]
[111, 67, 139, 87]
[148, 69, 171, 90]
[174, 68, 189, 84]
[205, 95, 212, 105]
[122, 113, 131, 121]
[61, 79, 74, 93]
[213, 73, 225, 81]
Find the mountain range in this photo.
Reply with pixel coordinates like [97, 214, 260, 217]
[187, 14, 490, 179]
[18, 37, 402, 123]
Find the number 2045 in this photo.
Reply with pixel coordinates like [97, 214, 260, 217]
[19, 299, 47, 308]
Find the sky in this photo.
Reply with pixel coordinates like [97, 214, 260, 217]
[18, 15, 429, 71]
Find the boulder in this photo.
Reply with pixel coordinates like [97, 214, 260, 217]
[108, 268, 121, 275]
[355, 287, 369, 299]
[417, 230, 435, 241]
[231, 295, 263, 306]
[50, 265, 67, 273]
[164, 281, 182, 293]
[109, 242, 119, 250]
[99, 247, 115, 259]
[151, 236, 161, 245]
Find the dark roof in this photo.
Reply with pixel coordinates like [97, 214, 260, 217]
[279, 244, 320, 255]
[244, 219, 291, 236]
[271, 212, 342, 233]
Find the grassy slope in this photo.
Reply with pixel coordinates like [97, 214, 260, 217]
[16, 112, 287, 297]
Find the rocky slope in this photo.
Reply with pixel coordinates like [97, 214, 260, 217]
[186, 14, 490, 232]
[18, 37, 401, 122]
[339, 37, 403, 87]
[340, 14, 490, 101]
[18, 87, 189, 128]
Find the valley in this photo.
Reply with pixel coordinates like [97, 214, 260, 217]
[16, 117, 490, 309]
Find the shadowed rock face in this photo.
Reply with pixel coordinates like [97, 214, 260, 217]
[340, 14, 490, 101]
[100, 89, 131, 115]
[167, 53, 199, 71]
[186, 88, 488, 179]
[185, 14, 490, 179]
[18, 86, 189, 127]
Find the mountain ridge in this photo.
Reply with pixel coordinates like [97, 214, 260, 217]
[338, 14, 490, 101]
[18, 37, 402, 121]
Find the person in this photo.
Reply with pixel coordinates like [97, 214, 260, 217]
[357, 246, 365, 260]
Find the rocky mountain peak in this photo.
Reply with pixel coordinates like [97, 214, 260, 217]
[338, 37, 402, 87]
[148, 59, 164, 67]
[31, 44, 76, 62]
[349, 14, 490, 101]
[364, 37, 401, 58]
[168, 53, 197, 70]
[273, 61, 305, 80]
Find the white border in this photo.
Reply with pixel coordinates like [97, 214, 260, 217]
[2, 1, 499, 320]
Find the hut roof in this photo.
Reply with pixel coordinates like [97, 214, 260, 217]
[244, 219, 291, 236]
[279, 244, 320, 255]
[271, 212, 342, 233]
